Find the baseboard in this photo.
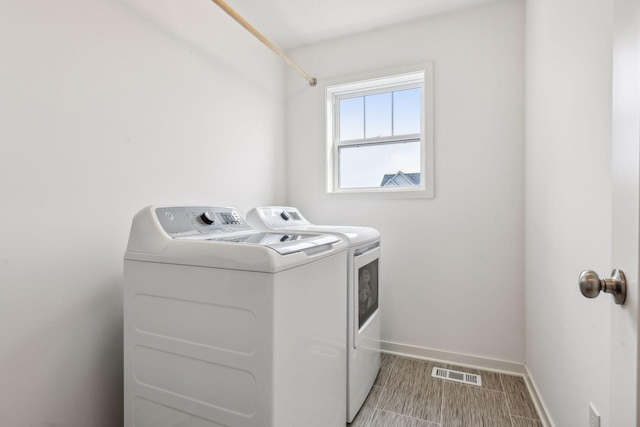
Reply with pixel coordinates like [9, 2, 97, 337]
[381, 340, 553, 426]
[381, 340, 527, 375]
[524, 364, 555, 427]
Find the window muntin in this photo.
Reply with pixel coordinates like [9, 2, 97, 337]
[326, 67, 433, 198]
[338, 88, 421, 142]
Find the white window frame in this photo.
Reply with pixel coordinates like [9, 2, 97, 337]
[325, 63, 434, 198]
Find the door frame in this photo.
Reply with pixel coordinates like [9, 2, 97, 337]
[610, 0, 640, 424]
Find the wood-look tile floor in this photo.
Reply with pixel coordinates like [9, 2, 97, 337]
[348, 354, 543, 427]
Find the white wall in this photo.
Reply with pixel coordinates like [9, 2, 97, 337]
[285, 0, 525, 363]
[0, 1, 285, 425]
[525, 0, 613, 425]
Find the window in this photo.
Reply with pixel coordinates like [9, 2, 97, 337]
[325, 64, 434, 198]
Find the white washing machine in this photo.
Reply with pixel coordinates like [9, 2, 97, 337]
[123, 205, 347, 427]
[245, 206, 381, 423]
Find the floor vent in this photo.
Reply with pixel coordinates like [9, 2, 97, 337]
[431, 367, 482, 387]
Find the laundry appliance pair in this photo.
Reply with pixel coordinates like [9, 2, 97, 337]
[123, 205, 380, 427]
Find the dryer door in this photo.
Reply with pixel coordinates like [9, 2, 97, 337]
[353, 245, 380, 348]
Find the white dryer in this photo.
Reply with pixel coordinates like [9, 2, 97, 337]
[124, 206, 347, 427]
[245, 206, 381, 423]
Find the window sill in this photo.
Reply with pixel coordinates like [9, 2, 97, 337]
[328, 187, 434, 199]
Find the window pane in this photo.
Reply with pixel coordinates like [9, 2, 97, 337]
[365, 92, 392, 139]
[339, 97, 364, 141]
[338, 141, 421, 189]
[393, 88, 420, 135]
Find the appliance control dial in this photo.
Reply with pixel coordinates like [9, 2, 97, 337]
[200, 211, 215, 225]
[280, 211, 290, 221]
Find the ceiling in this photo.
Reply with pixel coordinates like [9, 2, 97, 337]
[221, 0, 502, 49]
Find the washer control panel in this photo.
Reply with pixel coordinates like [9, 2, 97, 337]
[254, 206, 309, 229]
[155, 206, 253, 238]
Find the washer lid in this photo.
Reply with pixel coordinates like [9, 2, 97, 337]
[201, 232, 340, 255]
[246, 206, 380, 247]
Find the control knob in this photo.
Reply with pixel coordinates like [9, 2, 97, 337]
[280, 211, 290, 221]
[200, 211, 215, 225]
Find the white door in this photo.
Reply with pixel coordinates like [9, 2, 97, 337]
[610, 0, 640, 424]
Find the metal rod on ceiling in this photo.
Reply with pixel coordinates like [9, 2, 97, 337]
[210, 0, 318, 87]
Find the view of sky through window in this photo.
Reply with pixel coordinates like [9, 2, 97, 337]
[338, 87, 420, 188]
[339, 141, 420, 188]
[365, 92, 392, 138]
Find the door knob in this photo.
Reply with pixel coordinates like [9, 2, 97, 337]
[579, 269, 627, 305]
